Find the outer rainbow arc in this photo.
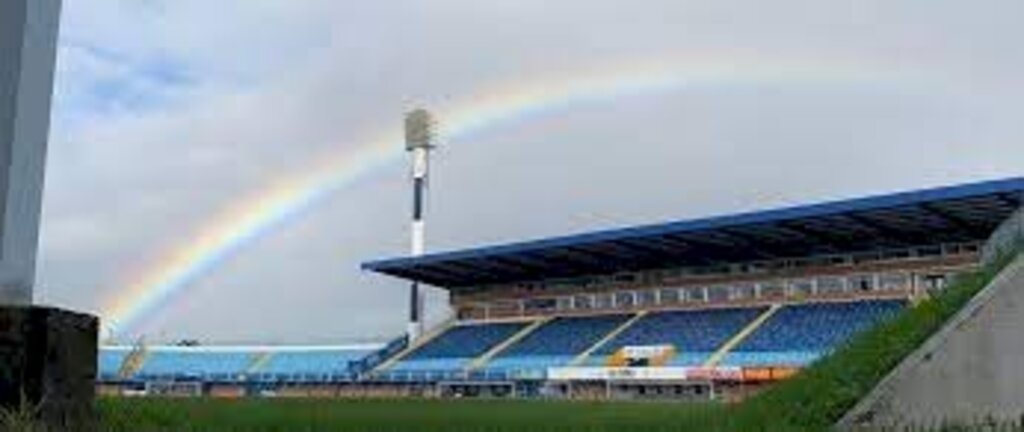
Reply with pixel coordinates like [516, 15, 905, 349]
[100, 57, 943, 338]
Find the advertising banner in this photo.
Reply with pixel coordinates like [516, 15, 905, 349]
[547, 366, 742, 381]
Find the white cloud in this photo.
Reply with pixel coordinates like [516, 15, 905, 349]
[37, 0, 1024, 343]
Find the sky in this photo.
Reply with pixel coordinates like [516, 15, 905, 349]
[38, 0, 1023, 344]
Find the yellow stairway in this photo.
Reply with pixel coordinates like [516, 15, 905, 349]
[119, 343, 148, 379]
[247, 351, 274, 375]
[372, 317, 456, 373]
[466, 317, 551, 371]
[702, 304, 781, 368]
[570, 311, 648, 366]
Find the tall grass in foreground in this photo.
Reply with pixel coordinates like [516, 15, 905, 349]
[0, 396, 43, 432]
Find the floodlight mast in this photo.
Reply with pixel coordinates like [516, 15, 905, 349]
[404, 109, 435, 341]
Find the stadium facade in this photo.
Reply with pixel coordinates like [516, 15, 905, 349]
[98, 177, 1023, 400]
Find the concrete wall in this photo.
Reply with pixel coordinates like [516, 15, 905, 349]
[839, 256, 1024, 429]
[0, 0, 62, 304]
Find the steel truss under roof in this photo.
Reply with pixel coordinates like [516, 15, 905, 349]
[363, 177, 1024, 289]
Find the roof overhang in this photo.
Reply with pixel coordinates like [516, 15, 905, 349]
[363, 177, 1024, 289]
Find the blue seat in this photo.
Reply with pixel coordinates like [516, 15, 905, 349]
[98, 348, 130, 381]
[485, 315, 631, 374]
[391, 322, 528, 374]
[591, 307, 765, 366]
[259, 349, 371, 376]
[724, 351, 821, 367]
[724, 300, 905, 367]
[137, 349, 257, 380]
[389, 357, 472, 371]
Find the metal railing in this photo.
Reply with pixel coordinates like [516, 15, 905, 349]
[981, 206, 1024, 267]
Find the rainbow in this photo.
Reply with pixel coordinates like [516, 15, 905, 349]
[101, 54, 947, 337]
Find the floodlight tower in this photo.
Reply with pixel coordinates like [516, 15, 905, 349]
[404, 108, 436, 341]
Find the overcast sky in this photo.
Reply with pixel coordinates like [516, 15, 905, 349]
[38, 0, 1023, 344]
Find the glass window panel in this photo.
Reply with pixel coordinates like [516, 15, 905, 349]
[879, 273, 909, 291]
[614, 292, 635, 308]
[659, 289, 680, 305]
[524, 298, 557, 313]
[849, 275, 875, 293]
[573, 295, 593, 310]
[707, 286, 730, 303]
[816, 277, 845, 295]
[594, 294, 614, 309]
[636, 290, 657, 307]
[789, 280, 813, 297]
[685, 287, 706, 303]
[760, 282, 785, 299]
[557, 297, 573, 311]
[732, 285, 756, 301]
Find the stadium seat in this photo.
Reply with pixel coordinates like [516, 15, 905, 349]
[590, 307, 766, 366]
[98, 347, 131, 381]
[723, 300, 905, 367]
[256, 348, 373, 382]
[136, 349, 258, 381]
[484, 315, 631, 374]
[391, 322, 528, 374]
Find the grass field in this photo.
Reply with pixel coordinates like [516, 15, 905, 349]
[88, 251, 1021, 432]
[99, 398, 724, 432]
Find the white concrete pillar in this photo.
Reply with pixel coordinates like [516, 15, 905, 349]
[0, 0, 62, 305]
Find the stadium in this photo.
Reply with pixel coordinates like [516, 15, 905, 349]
[96, 176, 1024, 413]
[5, 2, 1024, 430]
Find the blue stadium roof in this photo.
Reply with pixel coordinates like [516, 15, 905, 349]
[363, 177, 1024, 288]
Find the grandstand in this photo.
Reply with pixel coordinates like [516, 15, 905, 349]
[97, 343, 393, 397]
[98, 177, 1024, 400]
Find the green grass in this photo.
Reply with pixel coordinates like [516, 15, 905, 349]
[96, 251, 1020, 432]
[98, 398, 722, 432]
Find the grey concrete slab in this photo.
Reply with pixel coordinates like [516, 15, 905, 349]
[0, 0, 62, 304]
[838, 256, 1024, 429]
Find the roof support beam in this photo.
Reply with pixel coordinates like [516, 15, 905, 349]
[725, 225, 797, 244]
[641, 235, 693, 252]
[599, 240, 683, 271]
[436, 261, 504, 284]
[996, 192, 1022, 209]
[561, 246, 630, 268]
[655, 234, 719, 266]
[469, 258, 533, 277]
[405, 265, 464, 286]
[616, 238, 683, 257]
[504, 253, 557, 269]
[560, 244, 670, 273]
[671, 233, 769, 262]
[705, 229, 781, 260]
[843, 213, 922, 247]
[774, 221, 849, 253]
[575, 243, 642, 261]
[542, 248, 605, 270]
[491, 256, 546, 273]
[603, 240, 675, 264]
[917, 203, 987, 237]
